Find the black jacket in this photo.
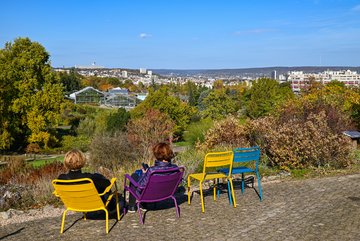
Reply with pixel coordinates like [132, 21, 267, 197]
[58, 170, 111, 194]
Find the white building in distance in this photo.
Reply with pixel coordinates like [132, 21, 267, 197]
[122, 70, 128, 78]
[288, 70, 360, 92]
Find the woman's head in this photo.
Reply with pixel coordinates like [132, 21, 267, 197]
[153, 142, 174, 162]
[64, 149, 86, 170]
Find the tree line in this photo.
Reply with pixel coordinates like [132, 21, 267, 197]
[1, 37, 359, 164]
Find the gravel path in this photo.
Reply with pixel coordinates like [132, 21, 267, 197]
[1, 174, 360, 240]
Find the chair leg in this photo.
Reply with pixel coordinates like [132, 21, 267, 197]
[171, 196, 180, 218]
[187, 176, 191, 205]
[199, 182, 205, 213]
[104, 209, 109, 234]
[216, 178, 221, 198]
[83, 212, 86, 220]
[123, 189, 127, 214]
[256, 172, 263, 201]
[60, 209, 68, 234]
[241, 173, 245, 194]
[116, 192, 120, 220]
[227, 180, 233, 205]
[229, 178, 237, 208]
[213, 179, 217, 201]
[137, 202, 144, 224]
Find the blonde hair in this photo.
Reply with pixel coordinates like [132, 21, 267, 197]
[64, 149, 86, 170]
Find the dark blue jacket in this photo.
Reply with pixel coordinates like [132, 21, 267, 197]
[137, 160, 177, 187]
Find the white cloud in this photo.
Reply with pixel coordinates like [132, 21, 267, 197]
[139, 33, 152, 39]
[352, 4, 360, 12]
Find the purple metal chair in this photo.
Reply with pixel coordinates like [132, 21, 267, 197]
[123, 166, 184, 224]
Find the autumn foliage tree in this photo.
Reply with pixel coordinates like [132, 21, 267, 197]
[127, 109, 175, 161]
[0, 38, 64, 150]
[198, 116, 249, 150]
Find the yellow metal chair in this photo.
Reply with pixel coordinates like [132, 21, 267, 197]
[52, 178, 120, 234]
[187, 151, 236, 213]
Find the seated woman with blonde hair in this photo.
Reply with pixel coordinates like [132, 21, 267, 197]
[58, 149, 113, 206]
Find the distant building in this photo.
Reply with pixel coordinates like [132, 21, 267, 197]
[108, 87, 129, 96]
[147, 70, 152, 76]
[288, 70, 360, 92]
[104, 87, 140, 109]
[271, 70, 277, 80]
[122, 70, 128, 78]
[69, 87, 105, 104]
[53, 68, 70, 73]
[152, 75, 159, 82]
[140, 68, 147, 74]
[278, 74, 287, 83]
[136, 93, 148, 101]
[105, 94, 138, 109]
[75, 62, 104, 69]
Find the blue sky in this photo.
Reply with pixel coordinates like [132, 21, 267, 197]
[1, 0, 360, 69]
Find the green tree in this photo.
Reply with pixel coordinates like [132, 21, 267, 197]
[213, 79, 224, 89]
[200, 88, 238, 119]
[184, 80, 205, 106]
[0, 37, 64, 150]
[244, 78, 294, 119]
[106, 108, 130, 134]
[58, 68, 81, 93]
[197, 89, 211, 111]
[130, 86, 196, 135]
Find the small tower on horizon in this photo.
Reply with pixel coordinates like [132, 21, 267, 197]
[271, 70, 277, 80]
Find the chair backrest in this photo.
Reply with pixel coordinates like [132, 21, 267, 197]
[203, 151, 234, 176]
[139, 167, 184, 202]
[233, 146, 261, 166]
[52, 178, 104, 211]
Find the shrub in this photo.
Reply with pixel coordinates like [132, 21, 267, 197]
[250, 111, 352, 170]
[89, 132, 138, 170]
[76, 116, 97, 137]
[198, 116, 249, 150]
[0, 161, 66, 210]
[127, 109, 175, 161]
[25, 143, 40, 154]
[61, 135, 91, 152]
[183, 118, 213, 147]
[175, 148, 206, 177]
[105, 108, 130, 134]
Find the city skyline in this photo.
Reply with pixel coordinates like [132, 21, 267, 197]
[1, 0, 360, 69]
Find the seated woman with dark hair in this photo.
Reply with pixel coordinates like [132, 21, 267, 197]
[127, 142, 178, 212]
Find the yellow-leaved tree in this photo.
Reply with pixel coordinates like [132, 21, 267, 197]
[0, 37, 64, 150]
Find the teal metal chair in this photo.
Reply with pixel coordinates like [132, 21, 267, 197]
[218, 147, 262, 205]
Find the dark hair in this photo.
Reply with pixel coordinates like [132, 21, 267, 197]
[153, 142, 174, 162]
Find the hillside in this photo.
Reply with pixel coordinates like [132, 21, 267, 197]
[152, 66, 360, 77]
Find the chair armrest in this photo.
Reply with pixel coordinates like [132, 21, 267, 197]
[53, 191, 59, 197]
[124, 174, 143, 189]
[99, 177, 117, 196]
